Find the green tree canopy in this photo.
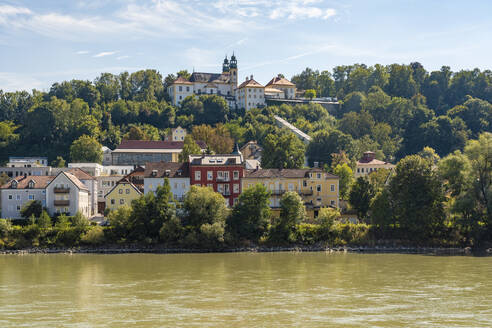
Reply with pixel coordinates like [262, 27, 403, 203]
[70, 135, 103, 163]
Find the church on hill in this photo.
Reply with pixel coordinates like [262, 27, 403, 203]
[167, 53, 297, 111]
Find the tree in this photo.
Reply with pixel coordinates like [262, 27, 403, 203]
[179, 135, 201, 162]
[333, 163, 354, 200]
[20, 200, 43, 219]
[0, 172, 9, 185]
[70, 135, 103, 163]
[389, 155, 445, 239]
[182, 186, 229, 246]
[448, 97, 492, 138]
[349, 177, 375, 220]
[191, 124, 234, 154]
[261, 131, 305, 169]
[304, 89, 316, 100]
[269, 191, 306, 243]
[51, 156, 66, 168]
[0, 121, 19, 148]
[386, 64, 418, 98]
[37, 211, 52, 230]
[228, 184, 271, 242]
[307, 129, 354, 167]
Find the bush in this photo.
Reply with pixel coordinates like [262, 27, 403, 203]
[81, 226, 106, 245]
[295, 223, 320, 245]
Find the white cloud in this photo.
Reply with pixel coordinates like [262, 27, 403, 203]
[93, 51, 117, 58]
[269, 1, 336, 20]
[0, 5, 31, 15]
[76, 50, 89, 55]
[0, 72, 44, 92]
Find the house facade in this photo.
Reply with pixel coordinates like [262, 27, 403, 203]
[105, 179, 142, 211]
[144, 162, 190, 201]
[242, 168, 339, 218]
[189, 153, 244, 207]
[355, 151, 395, 178]
[165, 126, 187, 141]
[45, 172, 90, 217]
[236, 76, 266, 111]
[0, 176, 53, 219]
[265, 75, 296, 99]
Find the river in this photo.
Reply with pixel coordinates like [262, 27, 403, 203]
[0, 252, 491, 327]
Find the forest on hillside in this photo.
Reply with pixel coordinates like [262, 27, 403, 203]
[0, 63, 490, 167]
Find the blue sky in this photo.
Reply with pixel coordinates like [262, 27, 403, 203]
[0, 0, 491, 92]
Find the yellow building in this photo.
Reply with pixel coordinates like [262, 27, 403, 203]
[355, 151, 395, 178]
[104, 178, 142, 211]
[242, 168, 339, 218]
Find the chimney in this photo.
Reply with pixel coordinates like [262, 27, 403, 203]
[250, 74, 253, 80]
[245, 76, 249, 81]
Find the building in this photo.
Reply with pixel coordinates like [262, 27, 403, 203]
[0, 166, 52, 178]
[111, 140, 207, 165]
[45, 172, 90, 217]
[168, 54, 238, 107]
[240, 141, 263, 161]
[165, 126, 187, 141]
[96, 175, 123, 212]
[242, 168, 339, 218]
[102, 146, 112, 165]
[236, 76, 265, 111]
[66, 168, 98, 216]
[7, 157, 48, 167]
[144, 162, 190, 202]
[265, 75, 296, 99]
[104, 178, 142, 211]
[189, 152, 244, 207]
[0, 175, 53, 219]
[355, 152, 395, 178]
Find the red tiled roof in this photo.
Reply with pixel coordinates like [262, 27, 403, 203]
[67, 168, 95, 180]
[0, 175, 54, 189]
[237, 78, 264, 89]
[116, 140, 207, 150]
[63, 172, 89, 191]
[266, 76, 295, 87]
[172, 76, 193, 85]
[357, 159, 394, 166]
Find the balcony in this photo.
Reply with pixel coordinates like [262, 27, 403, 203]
[300, 190, 313, 196]
[216, 177, 230, 182]
[54, 187, 70, 193]
[221, 190, 231, 196]
[54, 200, 70, 206]
[271, 190, 286, 195]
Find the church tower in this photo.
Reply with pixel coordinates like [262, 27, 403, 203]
[229, 52, 238, 95]
[222, 55, 230, 73]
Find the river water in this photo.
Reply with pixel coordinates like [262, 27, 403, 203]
[0, 252, 491, 327]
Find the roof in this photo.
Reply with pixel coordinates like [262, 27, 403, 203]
[265, 87, 284, 93]
[189, 154, 243, 165]
[357, 159, 395, 166]
[1, 175, 54, 189]
[172, 76, 193, 85]
[114, 140, 207, 151]
[63, 172, 89, 191]
[144, 162, 190, 178]
[244, 168, 338, 179]
[237, 78, 264, 89]
[266, 76, 295, 87]
[119, 167, 145, 191]
[189, 72, 230, 84]
[105, 179, 142, 198]
[67, 168, 95, 181]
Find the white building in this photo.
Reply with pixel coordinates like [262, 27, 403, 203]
[45, 172, 90, 218]
[265, 75, 296, 99]
[355, 152, 395, 178]
[144, 162, 190, 202]
[7, 157, 48, 167]
[236, 76, 266, 111]
[102, 146, 112, 165]
[165, 126, 187, 141]
[66, 168, 98, 216]
[0, 176, 53, 219]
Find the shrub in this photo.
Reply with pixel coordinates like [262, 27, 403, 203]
[81, 226, 106, 245]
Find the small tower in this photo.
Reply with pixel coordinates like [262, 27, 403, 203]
[222, 55, 229, 73]
[229, 52, 238, 95]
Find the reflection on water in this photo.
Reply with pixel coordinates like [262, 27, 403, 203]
[0, 253, 491, 327]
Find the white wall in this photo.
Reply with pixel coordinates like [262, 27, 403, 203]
[1, 189, 46, 219]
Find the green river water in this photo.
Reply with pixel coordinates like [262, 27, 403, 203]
[0, 252, 491, 327]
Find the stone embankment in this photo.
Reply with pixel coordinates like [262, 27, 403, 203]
[1, 245, 490, 255]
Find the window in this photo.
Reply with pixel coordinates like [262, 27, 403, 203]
[233, 198, 239, 206]
[224, 171, 229, 181]
[316, 185, 321, 192]
[28, 195, 34, 200]
[186, 86, 190, 92]
[317, 173, 321, 179]
[178, 86, 182, 92]
[217, 184, 223, 193]
[233, 171, 239, 180]
[120, 199, 124, 204]
[361, 168, 364, 173]
[331, 184, 335, 192]
[195, 171, 201, 180]
[330, 200, 335, 206]
[16, 205, 21, 211]
[8, 195, 12, 200]
[207, 171, 213, 181]
[288, 183, 294, 191]
[111, 199, 115, 205]
[16, 195, 20, 200]
[126, 189, 130, 194]
[303, 181, 307, 187]
[233, 184, 239, 193]
[119, 189, 123, 194]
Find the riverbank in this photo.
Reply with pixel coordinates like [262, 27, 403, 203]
[2, 244, 491, 255]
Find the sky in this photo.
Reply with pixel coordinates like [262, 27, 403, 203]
[1, 0, 492, 92]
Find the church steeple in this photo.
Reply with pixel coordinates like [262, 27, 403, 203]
[222, 55, 230, 73]
[229, 52, 237, 69]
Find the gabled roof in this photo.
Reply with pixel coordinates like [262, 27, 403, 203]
[144, 162, 190, 178]
[266, 76, 295, 87]
[172, 76, 193, 85]
[265, 87, 284, 93]
[67, 168, 95, 181]
[63, 172, 89, 191]
[114, 140, 207, 151]
[244, 168, 338, 179]
[1, 175, 54, 189]
[119, 167, 145, 192]
[104, 179, 142, 198]
[237, 78, 264, 89]
[357, 159, 395, 166]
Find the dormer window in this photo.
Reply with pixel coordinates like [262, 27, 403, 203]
[11, 180, 17, 189]
[28, 180, 35, 189]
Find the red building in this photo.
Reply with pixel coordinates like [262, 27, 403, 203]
[189, 153, 244, 207]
